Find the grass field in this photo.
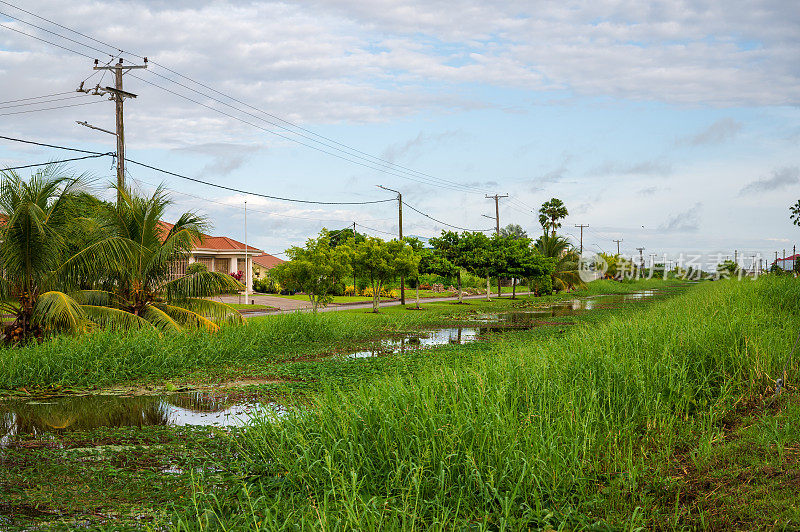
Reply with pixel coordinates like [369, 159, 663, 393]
[0, 279, 672, 393]
[167, 277, 800, 530]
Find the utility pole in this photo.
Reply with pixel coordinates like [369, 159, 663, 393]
[352, 222, 357, 292]
[485, 194, 508, 235]
[574, 224, 589, 254]
[734, 249, 738, 265]
[486, 194, 508, 297]
[636, 247, 645, 277]
[613, 238, 622, 255]
[377, 185, 405, 305]
[244, 200, 249, 303]
[79, 57, 147, 203]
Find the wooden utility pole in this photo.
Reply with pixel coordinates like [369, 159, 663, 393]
[636, 247, 645, 276]
[613, 238, 622, 255]
[377, 185, 405, 305]
[574, 224, 589, 254]
[79, 57, 147, 203]
[486, 193, 508, 297]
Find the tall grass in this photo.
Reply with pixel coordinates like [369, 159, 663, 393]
[0, 311, 436, 390]
[174, 277, 799, 530]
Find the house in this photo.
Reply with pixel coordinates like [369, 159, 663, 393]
[161, 222, 262, 289]
[252, 253, 285, 279]
[773, 254, 799, 271]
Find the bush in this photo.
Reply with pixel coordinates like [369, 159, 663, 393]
[529, 274, 553, 296]
[186, 262, 207, 275]
[344, 285, 358, 296]
[253, 275, 280, 294]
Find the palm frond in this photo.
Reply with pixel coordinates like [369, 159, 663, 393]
[161, 270, 244, 300]
[181, 298, 244, 325]
[140, 305, 183, 332]
[33, 291, 86, 334]
[155, 303, 219, 332]
[72, 290, 128, 308]
[81, 305, 156, 331]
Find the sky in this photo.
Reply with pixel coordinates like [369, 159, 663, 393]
[0, 0, 798, 269]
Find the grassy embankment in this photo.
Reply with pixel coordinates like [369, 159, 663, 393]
[0, 279, 670, 393]
[172, 277, 800, 530]
[1, 278, 683, 530]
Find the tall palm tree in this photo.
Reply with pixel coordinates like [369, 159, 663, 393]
[0, 166, 112, 343]
[535, 233, 584, 291]
[74, 186, 244, 331]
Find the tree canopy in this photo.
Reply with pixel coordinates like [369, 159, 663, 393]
[538, 198, 568, 237]
[353, 237, 418, 312]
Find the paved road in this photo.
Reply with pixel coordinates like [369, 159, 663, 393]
[233, 292, 534, 317]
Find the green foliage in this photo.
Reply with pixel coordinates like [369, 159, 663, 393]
[183, 278, 795, 529]
[538, 197, 568, 236]
[273, 230, 352, 311]
[353, 236, 418, 312]
[716, 259, 741, 279]
[535, 233, 584, 291]
[186, 262, 208, 275]
[0, 165, 97, 342]
[790, 200, 800, 227]
[500, 223, 527, 240]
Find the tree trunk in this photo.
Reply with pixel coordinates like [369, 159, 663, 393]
[457, 271, 463, 303]
[497, 277, 501, 298]
[373, 281, 382, 312]
[486, 275, 491, 301]
[512, 278, 517, 299]
[416, 282, 420, 309]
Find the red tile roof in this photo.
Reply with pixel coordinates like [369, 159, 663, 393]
[157, 221, 262, 253]
[253, 253, 284, 269]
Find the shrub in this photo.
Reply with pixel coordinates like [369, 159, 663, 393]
[229, 270, 244, 281]
[343, 285, 357, 296]
[186, 262, 208, 275]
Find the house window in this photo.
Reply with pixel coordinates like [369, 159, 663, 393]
[237, 258, 247, 273]
[196, 257, 213, 271]
[169, 257, 188, 279]
[215, 258, 230, 273]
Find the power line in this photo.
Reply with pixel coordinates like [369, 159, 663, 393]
[0, 99, 102, 116]
[402, 200, 492, 232]
[0, 134, 394, 206]
[0, 93, 88, 110]
[0, 9, 113, 58]
[1, 152, 113, 171]
[0, 91, 76, 105]
[0, 22, 95, 59]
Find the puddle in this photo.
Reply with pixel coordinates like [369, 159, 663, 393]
[0, 391, 282, 446]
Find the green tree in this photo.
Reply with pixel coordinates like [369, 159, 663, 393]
[499, 223, 527, 240]
[75, 186, 245, 330]
[0, 167, 124, 343]
[538, 198, 568, 237]
[459, 232, 495, 301]
[429, 231, 473, 303]
[503, 237, 536, 299]
[790, 200, 800, 227]
[354, 237, 418, 312]
[535, 233, 584, 291]
[404, 237, 458, 309]
[716, 259, 741, 279]
[273, 230, 352, 312]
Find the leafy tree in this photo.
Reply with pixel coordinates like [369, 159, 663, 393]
[74, 186, 245, 330]
[458, 232, 495, 301]
[716, 259, 741, 279]
[499, 223, 527, 240]
[403, 237, 456, 309]
[328, 226, 365, 248]
[503, 237, 537, 298]
[0, 167, 105, 342]
[597, 252, 619, 279]
[354, 237, 418, 312]
[538, 198, 568, 237]
[273, 230, 352, 312]
[535, 233, 584, 291]
[429, 231, 474, 303]
[790, 200, 800, 227]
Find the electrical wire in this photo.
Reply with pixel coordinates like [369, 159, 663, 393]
[0, 99, 102, 116]
[0, 91, 75, 105]
[0, 151, 113, 171]
[0, 93, 89, 110]
[0, 22, 95, 59]
[0, 9, 113, 58]
[402, 200, 493, 232]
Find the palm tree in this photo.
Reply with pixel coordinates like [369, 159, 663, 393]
[75, 186, 244, 331]
[535, 233, 584, 291]
[538, 198, 569, 237]
[0, 166, 108, 343]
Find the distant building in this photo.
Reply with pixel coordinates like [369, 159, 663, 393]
[252, 253, 285, 279]
[160, 222, 262, 289]
[773, 254, 799, 271]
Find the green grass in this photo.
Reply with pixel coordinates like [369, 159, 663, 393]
[0, 279, 676, 392]
[228, 304, 277, 311]
[170, 277, 800, 530]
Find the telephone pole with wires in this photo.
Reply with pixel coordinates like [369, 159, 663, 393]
[377, 185, 405, 305]
[78, 57, 147, 202]
[485, 194, 508, 234]
[613, 238, 623, 256]
[574, 224, 589, 254]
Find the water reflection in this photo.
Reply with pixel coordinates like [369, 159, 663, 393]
[0, 391, 277, 445]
